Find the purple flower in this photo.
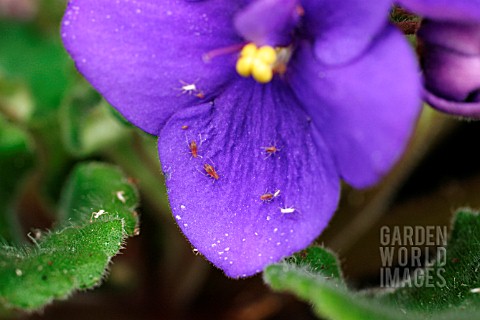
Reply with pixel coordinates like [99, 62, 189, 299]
[397, 0, 480, 118]
[61, 0, 421, 278]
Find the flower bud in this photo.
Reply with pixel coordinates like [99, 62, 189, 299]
[418, 20, 480, 118]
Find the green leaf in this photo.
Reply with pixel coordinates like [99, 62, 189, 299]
[0, 21, 71, 118]
[59, 83, 129, 157]
[0, 116, 34, 242]
[382, 209, 480, 314]
[0, 162, 139, 311]
[0, 78, 34, 123]
[264, 209, 480, 319]
[265, 247, 404, 320]
[58, 162, 139, 235]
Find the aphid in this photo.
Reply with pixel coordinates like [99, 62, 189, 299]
[181, 125, 189, 130]
[188, 140, 199, 158]
[179, 80, 204, 99]
[261, 143, 281, 159]
[203, 163, 219, 180]
[260, 189, 281, 202]
[280, 206, 295, 214]
[180, 82, 198, 95]
[260, 193, 274, 202]
[264, 146, 279, 154]
[296, 5, 305, 16]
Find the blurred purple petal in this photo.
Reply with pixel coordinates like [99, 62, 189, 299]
[419, 20, 480, 55]
[62, 0, 245, 135]
[234, 0, 300, 46]
[158, 79, 340, 278]
[397, 0, 480, 22]
[288, 26, 422, 187]
[418, 20, 480, 118]
[300, 0, 393, 65]
[421, 39, 480, 102]
[424, 90, 480, 118]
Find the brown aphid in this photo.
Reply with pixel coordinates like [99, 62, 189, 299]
[262, 145, 280, 158]
[264, 146, 278, 154]
[203, 163, 219, 180]
[296, 5, 305, 16]
[260, 189, 280, 202]
[189, 140, 199, 158]
[260, 193, 274, 202]
[181, 125, 189, 130]
[196, 92, 205, 99]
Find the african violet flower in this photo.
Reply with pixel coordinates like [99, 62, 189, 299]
[61, 0, 421, 278]
[397, 0, 480, 118]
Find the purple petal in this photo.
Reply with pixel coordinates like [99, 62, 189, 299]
[418, 20, 480, 117]
[288, 25, 422, 188]
[300, 0, 393, 65]
[421, 40, 480, 102]
[62, 0, 246, 135]
[158, 79, 340, 278]
[418, 20, 480, 56]
[424, 89, 480, 118]
[397, 0, 480, 22]
[234, 0, 300, 46]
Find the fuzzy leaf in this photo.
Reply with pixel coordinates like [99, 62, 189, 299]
[0, 162, 139, 311]
[264, 209, 480, 319]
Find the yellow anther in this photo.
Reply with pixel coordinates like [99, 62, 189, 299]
[236, 56, 254, 77]
[236, 43, 278, 83]
[252, 61, 273, 83]
[257, 46, 277, 65]
[240, 43, 258, 57]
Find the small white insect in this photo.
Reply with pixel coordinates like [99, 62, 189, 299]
[178, 80, 205, 98]
[273, 189, 281, 198]
[471, 288, 480, 293]
[116, 191, 126, 203]
[181, 83, 198, 94]
[280, 206, 295, 214]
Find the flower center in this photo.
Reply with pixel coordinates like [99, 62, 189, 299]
[235, 43, 291, 83]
